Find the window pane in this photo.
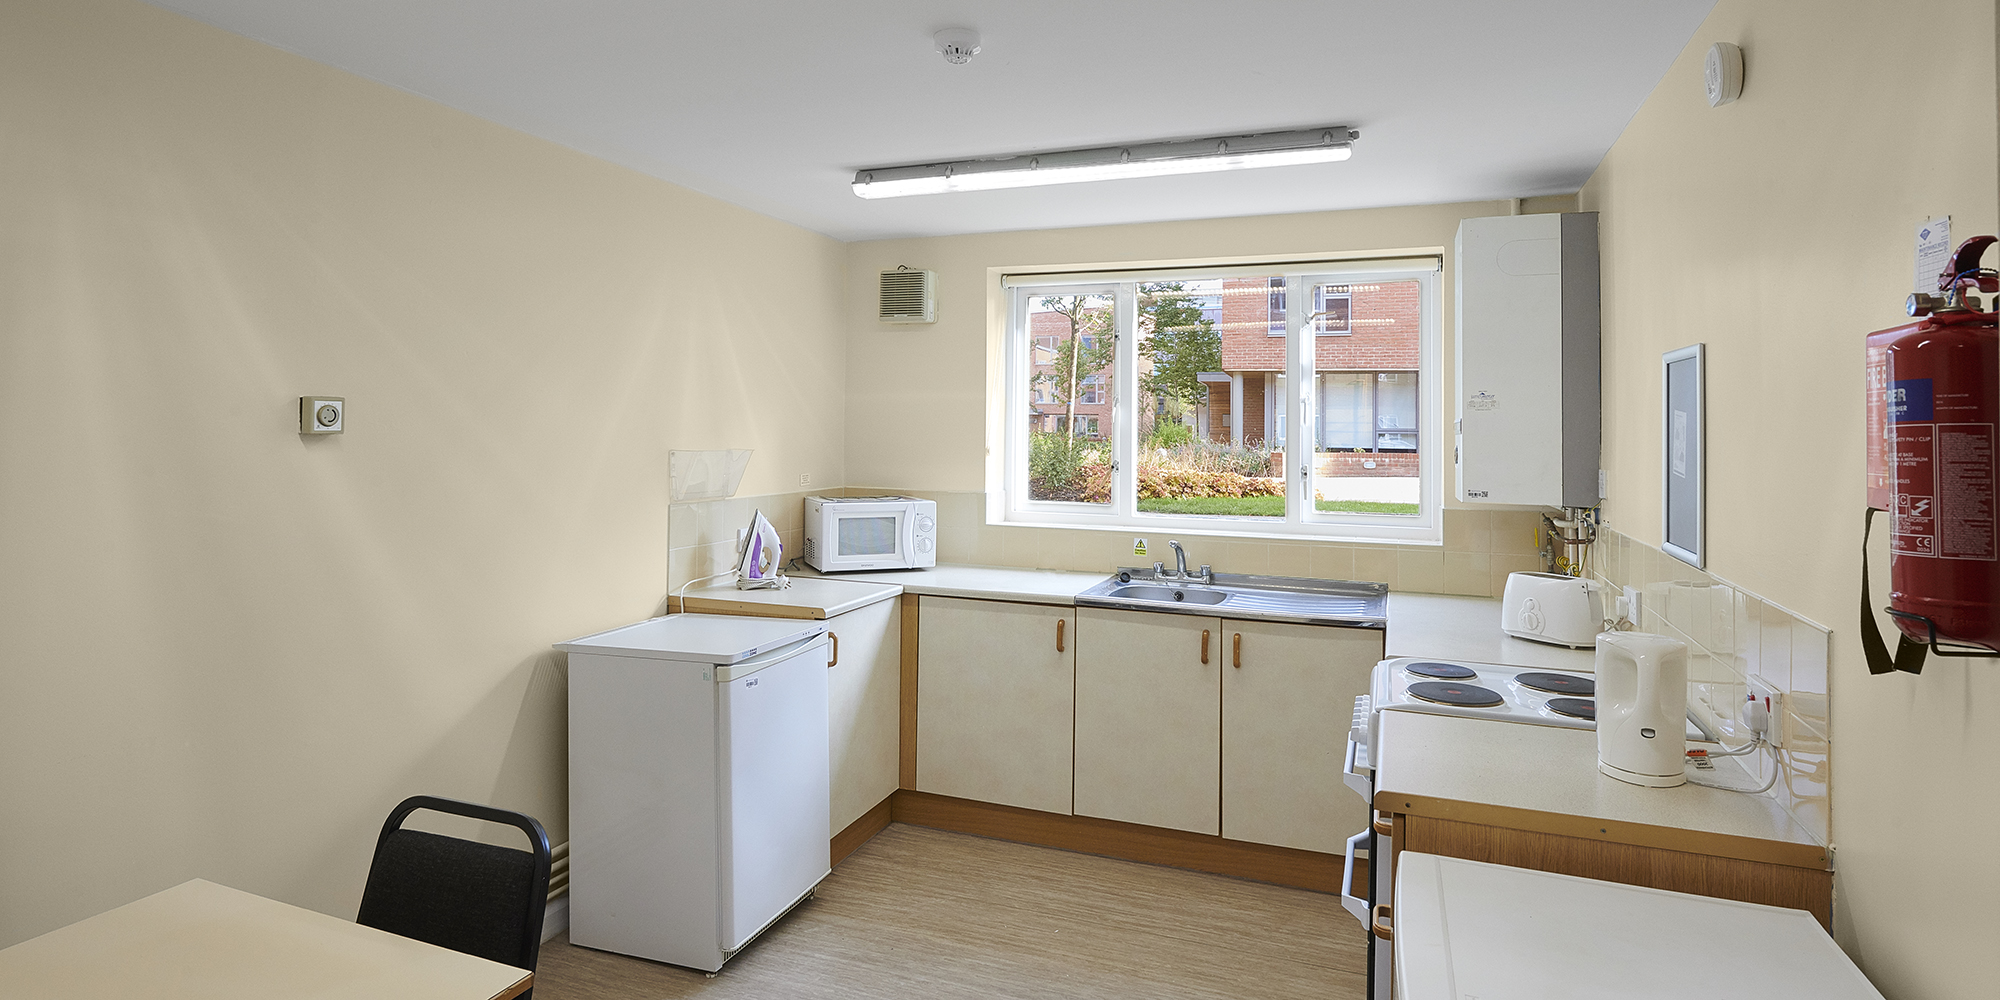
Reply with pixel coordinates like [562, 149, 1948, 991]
[1311, 278, 1423, 517]
[1025, 292, 1116, 504]
[1318, 373, 1373, 449]
[1134, 277, 1284, 520]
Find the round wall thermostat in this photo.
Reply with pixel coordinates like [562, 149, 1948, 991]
[1705, 42, 1743, 107]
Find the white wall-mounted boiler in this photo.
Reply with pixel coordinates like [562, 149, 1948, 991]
[1454, 212, 1601, 508]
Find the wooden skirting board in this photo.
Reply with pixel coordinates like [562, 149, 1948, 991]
[880, 790, 1350, 894]
[831, 796, 896, 866]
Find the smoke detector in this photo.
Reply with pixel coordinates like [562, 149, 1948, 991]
[934, 28, 981, 65]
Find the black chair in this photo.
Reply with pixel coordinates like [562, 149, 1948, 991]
[357, 795, 551, 995]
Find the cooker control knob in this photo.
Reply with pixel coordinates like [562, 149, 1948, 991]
[917, 515, 935, 533]
[916, 537, 934, 554]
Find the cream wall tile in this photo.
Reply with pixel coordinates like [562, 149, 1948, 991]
[969, 528, 1007, 566]
[1353, 546, 1398, 588]
[936, 525, 974, 564]
[1038, 530, 1076, 572]
[1758, 605, 1794, 692]
[1491, 511, 1544, 555]
[668, 507, 694, 548]
[1268, 543, 1312, 578]
[1443, 509, 1493, 553]
[1397, 547, 1445, 594]
[1311, 545, 1357, 581]
[1732, 591, 1758, 677]
[1682, 582, 1713, 650]
[1443, 551, 1493, 597]
[1790, 692, 1830, 741]
[1490, 553, 1542, 600]
[667, 547, 695, 591]
[1790, 619, 1829, 696]
[1221, 541, 1270, 576]
[1001, 527, 1042, 568]
[1782, 744, 1830, 846]
[1707, 582, 1735, 662]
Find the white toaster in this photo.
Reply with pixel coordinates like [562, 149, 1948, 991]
[1501, 572, 1605, 648]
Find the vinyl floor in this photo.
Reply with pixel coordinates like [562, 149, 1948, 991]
[534, 823, 1368, 1000]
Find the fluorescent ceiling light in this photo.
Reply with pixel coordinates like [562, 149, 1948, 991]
[852, 126, 1359, 199]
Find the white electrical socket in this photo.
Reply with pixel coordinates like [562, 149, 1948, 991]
[1744, 675, 1784, 747]
[800, 473, 811, 486]
[1622, 586, 1642, 628]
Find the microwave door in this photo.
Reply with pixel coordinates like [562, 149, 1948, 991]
[837, 510, 903, 567]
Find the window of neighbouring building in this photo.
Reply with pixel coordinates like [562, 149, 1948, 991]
[1001, 257, 1441, 543]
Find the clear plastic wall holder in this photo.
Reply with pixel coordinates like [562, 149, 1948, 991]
[668, 449, 752, 503]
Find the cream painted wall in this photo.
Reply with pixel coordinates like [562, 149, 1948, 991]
[846, 196, 1573, 495]
[1579, 1, 1999, 996]
[0, 0, 845, 945]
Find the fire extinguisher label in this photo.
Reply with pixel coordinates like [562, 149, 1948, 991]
[1893, 422, 1999, 560]
[1939, 423, 1997, 560]
[1892, 426, 1937, 558]
[1889, 378, 1934, 421]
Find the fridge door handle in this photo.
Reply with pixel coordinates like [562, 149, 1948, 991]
[1371, 904, 1394, 941]
[1339, 829, 1370, 927]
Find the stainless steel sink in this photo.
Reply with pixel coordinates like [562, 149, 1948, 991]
[1100, 584, 1231, 606]
[1075, 568, 1388, 628]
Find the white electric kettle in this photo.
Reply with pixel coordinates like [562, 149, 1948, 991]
[1595, 631, 1689, 788]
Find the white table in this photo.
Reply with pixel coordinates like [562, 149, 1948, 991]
[1393, 853, 1882, 999]
[0, 879, 533, 1000]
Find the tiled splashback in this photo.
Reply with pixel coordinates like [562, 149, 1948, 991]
[668, 488, 1551, 598]
[666, 490, 815, 596]
[1592, 527, 1831, 846]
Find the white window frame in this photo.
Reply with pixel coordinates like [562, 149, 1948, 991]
[1000, 260, 1442, 544]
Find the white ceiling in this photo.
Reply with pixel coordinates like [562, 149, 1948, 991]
[146, 1, 1717, 242]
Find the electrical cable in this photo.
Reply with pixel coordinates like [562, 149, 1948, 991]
[676, 569, 738, 610]
[1684, 740, 1780, 794]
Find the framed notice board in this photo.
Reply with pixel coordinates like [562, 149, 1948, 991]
[1663, 344, 1705, 568]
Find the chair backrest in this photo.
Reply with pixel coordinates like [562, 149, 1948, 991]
[356, 795, 551, 981]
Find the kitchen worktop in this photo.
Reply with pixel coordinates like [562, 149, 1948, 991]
[1374, 710, 1827, 868]
[671, 575, 902, 620]
[1385, 593, 1599, 670]
[794, 564, 1106, 606]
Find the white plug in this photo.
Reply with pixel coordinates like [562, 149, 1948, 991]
[1743, 676, 1784, 748]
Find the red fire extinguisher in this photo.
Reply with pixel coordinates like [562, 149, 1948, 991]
[1863, 236, 2000, 672]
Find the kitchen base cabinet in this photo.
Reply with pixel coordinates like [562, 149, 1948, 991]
[1073, 608, 1222, 835]
[826, 597, 901, 837]
[915, 597, 1075, 815]
[1221, 620, 1383, 853]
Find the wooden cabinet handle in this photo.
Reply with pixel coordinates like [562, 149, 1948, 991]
[1201, 629, 1210, 664]
[1373, 810, 1393, 835]
[1232, 632, 1242, 668]
[1056, 618, 1066, 653]
[1371, 904, 1393, 941]
[828, 632, 839, 667]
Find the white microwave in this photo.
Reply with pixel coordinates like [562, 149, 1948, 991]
[803, 496, 937, 572]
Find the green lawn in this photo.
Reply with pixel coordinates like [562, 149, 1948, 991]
[1136, 496, 1419, 516]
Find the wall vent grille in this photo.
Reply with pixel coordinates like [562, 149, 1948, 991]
[879, 268, 936, 324]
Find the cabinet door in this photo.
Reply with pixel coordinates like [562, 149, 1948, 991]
[825, 598, 901, 836]
[1073, 607, 1222, 835]
[916, 596, 1074, 814]
[1221, 620, 1384, 852]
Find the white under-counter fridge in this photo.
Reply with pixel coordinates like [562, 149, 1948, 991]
[558, 613, 832, 972]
